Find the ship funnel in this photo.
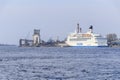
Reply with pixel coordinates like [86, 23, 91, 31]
[89, 25, 93, 33]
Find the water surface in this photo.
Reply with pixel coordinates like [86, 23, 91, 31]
[0, 46, 120, 80]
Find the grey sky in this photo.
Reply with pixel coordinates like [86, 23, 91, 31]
[0, 0, 120, 45]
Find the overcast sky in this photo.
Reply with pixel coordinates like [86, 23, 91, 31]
[0, 0, 120, 45]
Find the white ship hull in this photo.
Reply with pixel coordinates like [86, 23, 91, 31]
[66, 40, 108, 47]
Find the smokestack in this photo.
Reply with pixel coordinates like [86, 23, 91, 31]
[89, 25, 93, 33]
[89, 25, 93, 29]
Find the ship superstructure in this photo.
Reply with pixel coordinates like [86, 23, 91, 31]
[66, 24, 108, 47]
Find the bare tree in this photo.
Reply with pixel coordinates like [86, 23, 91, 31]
[106, 33, 118, 42]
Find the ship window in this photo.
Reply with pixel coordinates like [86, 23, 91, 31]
[69, 38, 91, 41]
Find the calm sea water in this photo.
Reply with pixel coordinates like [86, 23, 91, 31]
[0, 46, 120, 80]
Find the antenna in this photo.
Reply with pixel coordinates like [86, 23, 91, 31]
[77, 23, 80, 33]
[77, 23, 82, 33]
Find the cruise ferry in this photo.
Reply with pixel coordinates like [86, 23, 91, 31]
[66, 24, 108, 47]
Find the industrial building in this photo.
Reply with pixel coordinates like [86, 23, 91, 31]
[19, 29, 41, 47]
